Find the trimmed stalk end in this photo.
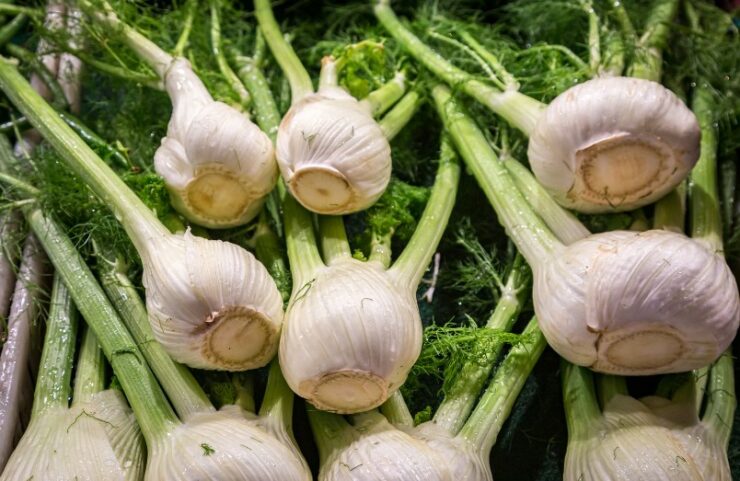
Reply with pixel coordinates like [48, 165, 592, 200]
[289, 165, 356, 214]
[300, 369, 388, 414]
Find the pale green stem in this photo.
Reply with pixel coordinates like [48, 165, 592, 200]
[0, 172, 39, 196]
[233, 373, 256, 413]
[258, 360, 295, 435]
[31, 276, 78, 418]
[374, 1, 545, 135]
[580, 0, 601, 74]
[432, 84, 562, 267]
[359, 72, 406, 117]
[516, 45, 588, 72]
[80, 0, 173, 78]
[380, 390, 413, 427]
[689, 84, 722, 252]
[611, 1, 637, 47]
[433, 254, 526, 435]
[210, 0, 250, 107]
[597, 375, 629, 408]
[459, 317, 546, 454]
[368, 232, 392, 268]
[307, 407, 356, 466]
[600, 27, 626, 76]
[96, 249, 213, 420]
[653, 182, 686, 232]
[388, 133, 460, 286]
[71, 327, 105, 404]
[702, 350, 735, 447]
[253, 0, 313, 102]
[458, 30, 519, 90]
[694, 367, 709, 416]
[427, 29, 506, 91]
[318, 215, 351, 264]
[503, 156, 590, 244]
[234, 55, 281, 141]
[25, 207, 179, 446]
[378, 90, 422, 140]
[319, 56, 338, 89]
[6, 44, 68, 110]
[254, 212, 291, 303]
[627, 0, 679, 81]
[284, 194, 324, 290]
[0, 58, 170, 257]
[172, 0, 196, 57]
[561, 360, 602, 440]
[63, 48, 162, 89]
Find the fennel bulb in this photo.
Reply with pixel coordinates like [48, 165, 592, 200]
[375, 1, 700, 213]
[256, 0, 413, 214]
[0, 58, 284, 372]
[433, 84, 739, 375]
[83, 1, 277, 228]
[279, 135, 459, 413]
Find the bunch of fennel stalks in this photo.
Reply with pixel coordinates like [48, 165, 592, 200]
[0, 0, 738, 480]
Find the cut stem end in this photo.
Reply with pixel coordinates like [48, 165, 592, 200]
[300, 369, 388, 414]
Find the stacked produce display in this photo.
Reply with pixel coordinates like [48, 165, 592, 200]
[0, 0, 737, 479]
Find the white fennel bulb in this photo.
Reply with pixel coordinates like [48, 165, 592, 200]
[276, 71, 391, 215]
[564, 394, 706, 481]
[528, 77, 700, 213]
[146, 407, 309, 481]
[535, 230, 739, 374]
[0, 390, 145, 481]
[154, 58, 277, 228]
[141, 228, 284, 371]
[319, 412, 452, 481]
[408, 423, 489, 481]
[280, 258, 421, 413]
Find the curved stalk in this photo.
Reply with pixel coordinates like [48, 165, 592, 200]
[458, 317, 546, 455]
[431, 84, 561, 266]
[210, 0, 250, 107]
[703, 350, 735, 447]
[234, 55, 281, 141]
[30, 276, 77, 418]
[374, 1, 546, 135]
[561, 361, 602, 440]
[307, 408, 356, 466]
[172, 0, 196, 57]
[253, 0, 313, 102]
[318, 215, 351, 264]
[359, 72, 406, 117]
[25, 207, 178, 446]
[627, 0, 679, 81]
[71, 327, 106, 405]
[96, 249, 213, 420]
[380, 391, 413, 427]
[502, 156, 590, 244]
[0, 14, 27, 47]
[388, 133, 460, 286]
[433, 255, 527, 434]
[378, 90, 422, 140]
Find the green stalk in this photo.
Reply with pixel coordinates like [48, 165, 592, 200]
[388, 133, 459, 286]
[71, 327, 106, 404]
[307, 407, 356, 466]
[0, 4, 40, 17]
[258, 360, 295, 432]
[458, 30, 519, 90]
[284, 194, 324, 289]
[233, 372, 256, 413]
[6, 44, 68, 110]
[24, 207, 179, 445]
[433, 255, 526, 434]
[359, 73, 406, 117]
[689, 84, 722, 252]
[561, 360, 602, 440]
[61, 49, 162, 89]
[611, 1, 637, 47]
[380, 391, 413, 427]
[503, 156, 590, 244]
[368, 232, 392, 268]
[254, 212, 291, 303]
[427, 29, 505, 91]
[601, 27, 626, 76]
[96, 248, 213, 420]
[458, 317, 546, 454]
[79, 0, 173, 77]
[580, 0, 601, 75]
[253, 0, 313, 102]
[318, 215, 351, 264]
[378, 90, 422, 140]
[234, 55, 281, 141]
[702, 350, 735, 447]
[597, 375, 629, 408]
[374, 1, 545, 135]
[653, 181, 686, 231]
[0, 58, 170, 256]
[432, 84, 562, 266]
[172, 0, 196, 57]
[210, 0, 250, 107]
[627, 0, 679, 81]
[0, 14, 27, 46]
[31, 276, 78, 418]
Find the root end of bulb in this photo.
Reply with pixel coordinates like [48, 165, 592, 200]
[290, 166, 355, 214]
[303, 369, 388, 414]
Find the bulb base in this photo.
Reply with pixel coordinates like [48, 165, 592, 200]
[301, 369, 388, 414]
[573, 133, 675, 210]
[199, 305, 278, 371]
[289, 165, 355, 214]
[594, 326, 687, 374]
